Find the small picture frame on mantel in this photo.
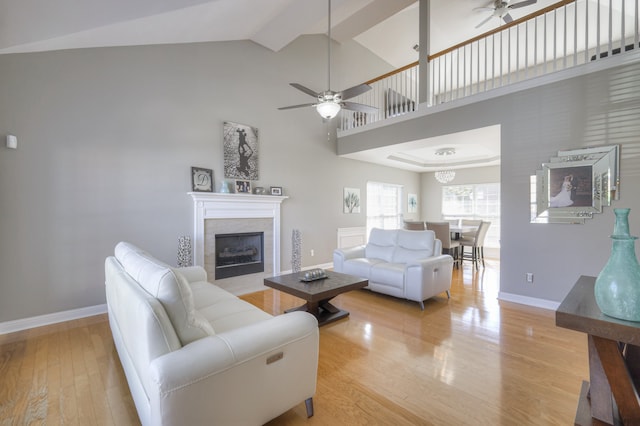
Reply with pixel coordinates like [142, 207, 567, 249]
[235, 179, 251, 193]
[270, 186, 282, 196]
[191, 167, 214, 192]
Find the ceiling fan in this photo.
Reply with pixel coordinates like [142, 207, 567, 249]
[278, 0, 377, 120]
[474, 0, 538, 28]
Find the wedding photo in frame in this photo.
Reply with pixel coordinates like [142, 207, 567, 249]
[532, 145, 619, 224]
[223, 121, 259, 180]
[547, 165, 593, 208]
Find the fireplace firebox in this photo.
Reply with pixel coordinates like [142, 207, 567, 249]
[215, 232, 264, 280]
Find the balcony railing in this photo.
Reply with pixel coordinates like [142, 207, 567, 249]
[339, 63, 419, 130]
[339, 0, 640, 131]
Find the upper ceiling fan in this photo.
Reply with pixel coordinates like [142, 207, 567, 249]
[474, 0, 538, 28]
[278, 0, 377, 120]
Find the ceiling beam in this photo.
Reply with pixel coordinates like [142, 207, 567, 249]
[331, 0, 416, 43]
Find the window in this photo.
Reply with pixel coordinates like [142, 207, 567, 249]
[366, 182, 403, 235]
[442, 183, 500, 248]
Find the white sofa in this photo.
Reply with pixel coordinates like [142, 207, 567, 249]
[105, 242, 319, 426]
[333, 228, 453, 309]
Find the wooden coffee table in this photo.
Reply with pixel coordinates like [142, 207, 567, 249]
[264, 270, 368, 326]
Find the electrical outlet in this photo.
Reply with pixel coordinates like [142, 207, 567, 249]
[526, 273, 534, 283]
[310, 249, 315, 257]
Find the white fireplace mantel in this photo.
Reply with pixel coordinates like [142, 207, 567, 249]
[188, 192, 288, 275]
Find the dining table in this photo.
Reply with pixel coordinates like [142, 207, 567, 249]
[449, 225, 477, 240]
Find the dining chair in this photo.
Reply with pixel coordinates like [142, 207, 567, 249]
[403, 220, 426, 230]
[426, 221, 460, 268]
[460, 219, 482, 240]
[459, 221, 491, 268]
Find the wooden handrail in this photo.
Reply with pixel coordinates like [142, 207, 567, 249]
[363, 0, 577, 84]
[430, 0, 576, 60]
[365, 61, 418, 85]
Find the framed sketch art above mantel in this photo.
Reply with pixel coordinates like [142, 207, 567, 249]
[223, 121, 259, 181]
[531, 145, 620, 224]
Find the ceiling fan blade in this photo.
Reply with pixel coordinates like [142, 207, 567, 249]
[342, 102, 378, 114]
[290, 83, 319, 98]
[472, 7, 495, 12]
[340, 84, 372, 101]
[475, 14, 494, 29]
[509, 0, 537, 9]
[278, 103, 316, 110]
[502, 13, 514, 24]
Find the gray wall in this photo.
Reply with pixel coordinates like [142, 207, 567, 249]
[0, 37, 421, 322]
[340, 58, 640, 304]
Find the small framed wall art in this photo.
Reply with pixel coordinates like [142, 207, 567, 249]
[408, 194, 418, 213]
[235, 179, 251, 193]
[270, 186, 283, 196]
[191, 167, 213, 192]
[344, 187, 361, 213]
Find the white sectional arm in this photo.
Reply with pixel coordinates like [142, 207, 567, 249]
[404, 255, 454, 308]
[175, 265, 208, 283]
[332, 245, 365, 272]
[405, 254, 453, 270]
[149, 311, 318, 426]
[434, 238, 443, 256]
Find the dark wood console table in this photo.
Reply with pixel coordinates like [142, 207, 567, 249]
[556, 275, 640, 425]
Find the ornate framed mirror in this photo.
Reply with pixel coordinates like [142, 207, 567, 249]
[531, 145, 619, 224]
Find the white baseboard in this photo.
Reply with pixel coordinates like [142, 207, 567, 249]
[0, 304, 108, 335]
[498, 292, 560, 311]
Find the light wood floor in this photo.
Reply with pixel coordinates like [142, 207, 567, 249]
[0, 261, 588, 425]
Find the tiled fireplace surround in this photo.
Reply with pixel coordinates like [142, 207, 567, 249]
[189, 192, 287, 295]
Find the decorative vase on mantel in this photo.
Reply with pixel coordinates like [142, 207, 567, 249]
[594, 208, 640, 322]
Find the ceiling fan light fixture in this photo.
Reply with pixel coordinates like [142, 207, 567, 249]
[316, 101, 341, 119]
[278, 0, 376, 118]
[435, 170, 456, 184]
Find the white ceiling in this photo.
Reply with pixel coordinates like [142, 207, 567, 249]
[340, 125, 502, 172]
[0, 0, 556, 172]
[0, 0, 556, 65]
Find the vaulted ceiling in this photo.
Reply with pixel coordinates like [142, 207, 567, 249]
[0, 0, 557, 65]
[0, 0, 560, 172]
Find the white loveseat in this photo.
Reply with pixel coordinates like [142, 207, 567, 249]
[105, 242, 319, 426]
[333, 228, 453, 309]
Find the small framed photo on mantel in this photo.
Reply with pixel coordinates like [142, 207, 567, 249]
[191, 167, 213, 192]
[270, 186, 283, 196]
[235, 179, 251, 193]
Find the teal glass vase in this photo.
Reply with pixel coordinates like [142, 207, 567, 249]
[594, 208, 640, 322]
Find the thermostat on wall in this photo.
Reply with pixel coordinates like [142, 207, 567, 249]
[6, 135, 17, 149]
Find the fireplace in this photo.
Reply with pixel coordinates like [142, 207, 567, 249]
[189, 192, 287, 295]
[215, 232, 264, 279]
